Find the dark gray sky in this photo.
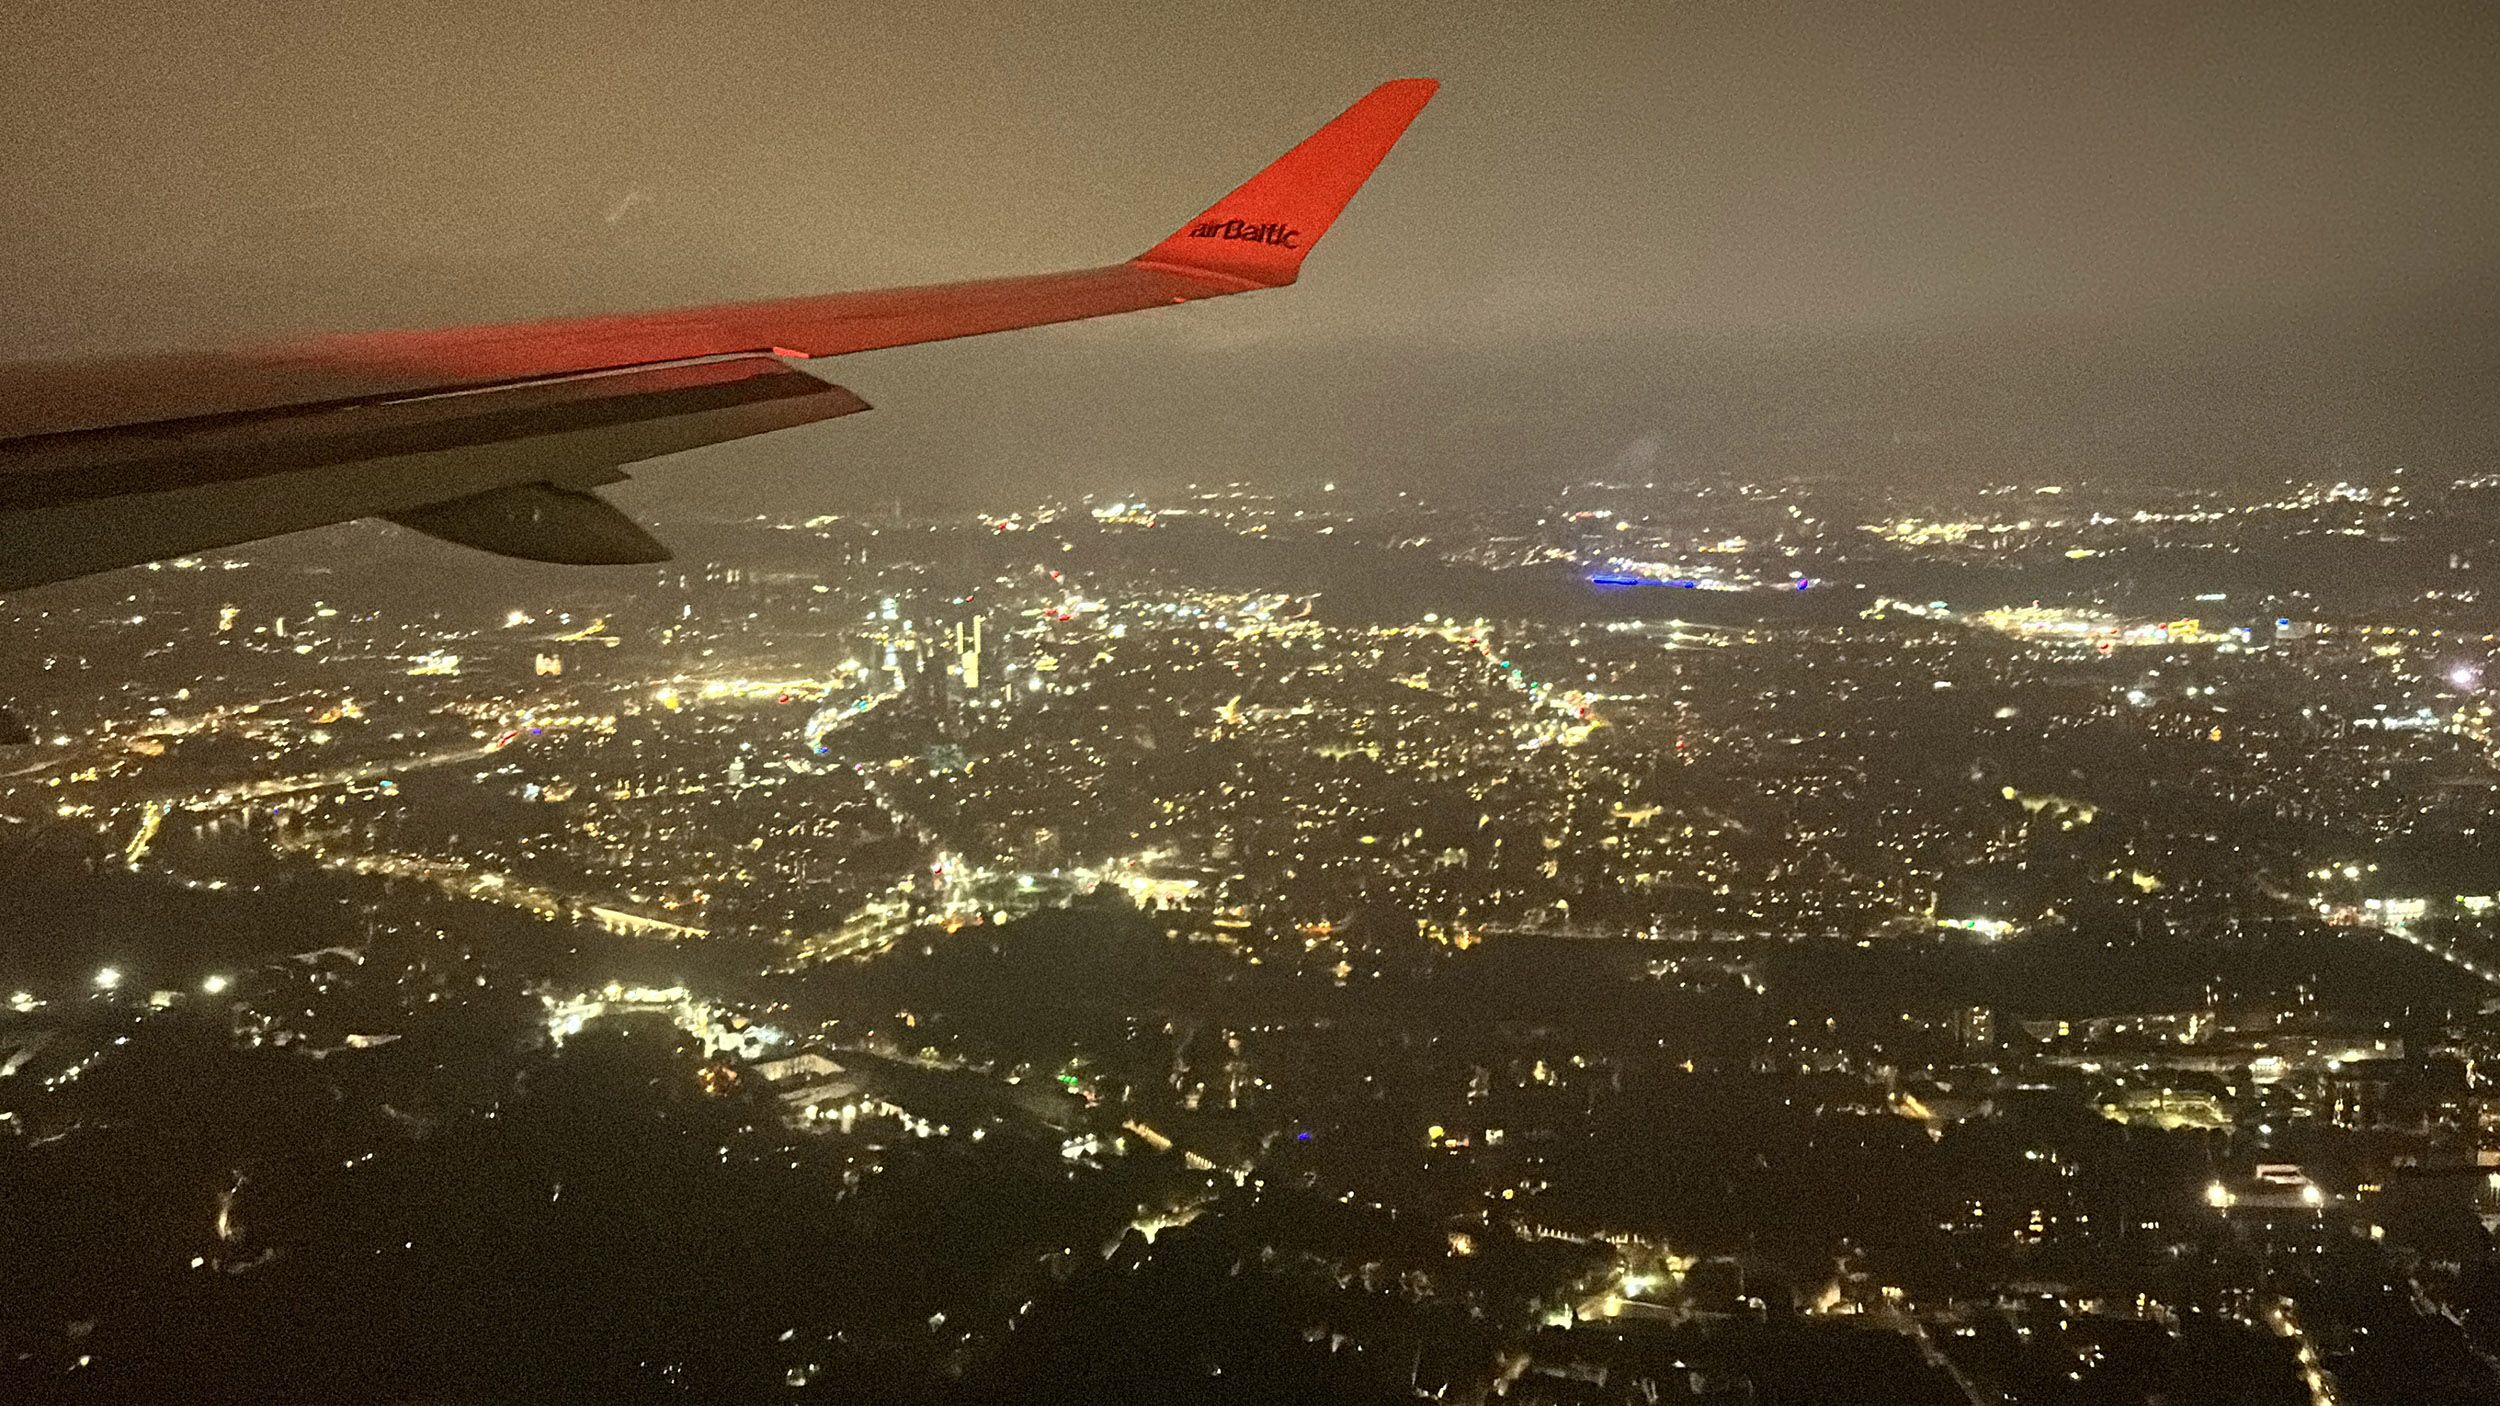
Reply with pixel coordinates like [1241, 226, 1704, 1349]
[6, 1, 2496, 507]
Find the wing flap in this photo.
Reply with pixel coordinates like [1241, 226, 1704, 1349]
[385, 482, 670, 566]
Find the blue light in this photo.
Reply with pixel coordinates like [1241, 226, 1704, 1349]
[1591, 575, 1699, 589]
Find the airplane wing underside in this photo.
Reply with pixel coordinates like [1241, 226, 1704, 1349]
[0, 78, 1436, 588]
[0, 356, 871, 590]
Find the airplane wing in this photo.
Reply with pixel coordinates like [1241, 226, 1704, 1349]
[0, 78, 1436, 590]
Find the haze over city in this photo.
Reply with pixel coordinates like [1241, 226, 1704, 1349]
[7, 3, 2496, 505]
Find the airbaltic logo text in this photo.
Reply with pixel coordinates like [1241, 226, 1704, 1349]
[1187, 218, 1299, 249]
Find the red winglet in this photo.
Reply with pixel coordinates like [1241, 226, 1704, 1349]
[1133, 78, 1438, 289]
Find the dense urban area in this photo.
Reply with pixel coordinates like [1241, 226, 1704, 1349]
[7, 467, 2500, 1403]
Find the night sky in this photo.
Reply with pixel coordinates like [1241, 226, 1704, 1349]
[5, 2, 2496, 510]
